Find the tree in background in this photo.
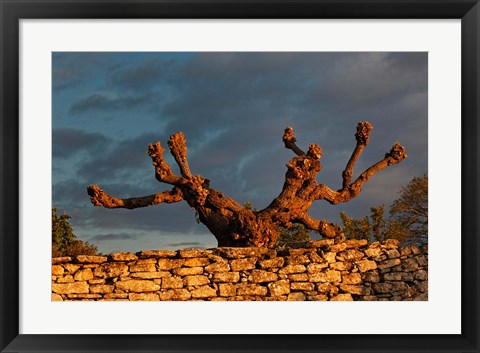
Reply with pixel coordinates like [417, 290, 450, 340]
[52, 208, 99, 257]
[339, 174, 427, 244]
[390, 174, 428, 244]
[276, 223, 312, 247]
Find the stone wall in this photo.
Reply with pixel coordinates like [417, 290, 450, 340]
[52, 238, 428, 301]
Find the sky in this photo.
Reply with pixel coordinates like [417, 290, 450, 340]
[52, 52, 428, 254]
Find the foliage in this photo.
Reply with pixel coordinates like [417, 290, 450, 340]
[390, 174, 428, 243]
[339, 174, 427, 244]
[52, 208, 99, 257]
[276, 223, 312, 247]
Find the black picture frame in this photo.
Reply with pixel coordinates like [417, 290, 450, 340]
[1, 1, 479, 352]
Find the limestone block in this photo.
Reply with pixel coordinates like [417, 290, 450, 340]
[365, 247, 383, 258]
[191, 285, 217, 298]
[288, 273, 309, 282]
[230, 258, 257, 271]
[340, 284, 370, 295]
[184, 258, 210, 267]
[76, 255, 107, 263]
[90, 284, 114, 294]
[52, 294, 63, 301]
[103, 293, 128, 299]
[173, 267, 204, 276]
[52, 282, 89, 294]
[212, 272, 240, 283]
[377, 258, 401, 269]
[342, 273, 362, 285]
[344, 239, 368, 249]
[285, 255, 310, 265]
[373, 282, 393, 293]
[330, 262, 353, 271]
[287, 292, 306, 301]
[162, 276, 184, 289]
[63, 264, 81, 274]
[268, 280, 290, 296]
[307, 263, 328, 273]
[219, 283, 236, 297]
[158, 258, 185, 270]
[204, 263, 229, 273]
[325, 270, 341, 283]
[323, 252, 336, 263]
[115, 280, 160, 293]
[109, 252, 138, 262]
[129, 293, 159, 301]
[330, 293, 353, 301]
[213, 247, 268, 259]
[136, 249, 177, 258]
[52, 257, 72, 264]
[184, 275, 210, 287]
[278, 264, 306, 275]
[356, 260, 377, 272]
[258, 257, 284, 269]
[178, 249, 213, 258]
[74, 269, 94, 281]
[316, 283, 338, 296]
[290, 282, 315, 291]
[131, 271, 171, 279]
[94, 262, 129, 278]
[249, 270, 278, 283]
[236, 284, 267, 296]
[414, 269, 428, 281]
[57, 275, 74, 283]
[51, 265, 64, 276]
[130, 259, 157, 273]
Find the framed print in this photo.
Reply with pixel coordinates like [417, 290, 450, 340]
[1, 0, 479, 352]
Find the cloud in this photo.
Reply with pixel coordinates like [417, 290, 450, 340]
[69, 91, 153, 114]
[53, 128, 111, 159]
[89, 233, 137, 241]
[108, 58, 175, 90]
[77, 132, 161, 181]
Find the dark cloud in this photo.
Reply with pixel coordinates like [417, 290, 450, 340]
[77, 132, 162, 181]
[89, 233, 137, 241]
[53, 128, 111, 159]
[69, 91, 153, 114]
[108, 58, 175, 90]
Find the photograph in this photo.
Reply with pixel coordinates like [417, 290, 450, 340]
[51, 51, 429, 302]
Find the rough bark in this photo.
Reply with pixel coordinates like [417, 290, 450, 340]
[87, 122, 407, 248]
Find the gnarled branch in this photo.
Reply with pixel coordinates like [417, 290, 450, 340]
[147, 141, 183, 186]
[315, 142, 408, 204]
[87, 185, 183, 209]
[168, 132, 192, 179]
[283, 127, 306, 156]
[342, 121, 372, 188]
[295, 212, 341, 238]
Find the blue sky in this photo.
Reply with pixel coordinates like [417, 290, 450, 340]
[52, 52, 427, 254]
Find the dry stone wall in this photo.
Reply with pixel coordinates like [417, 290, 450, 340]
[52, 238, 428, 301]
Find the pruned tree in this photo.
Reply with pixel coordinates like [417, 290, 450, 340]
[87, 122, 407, 248]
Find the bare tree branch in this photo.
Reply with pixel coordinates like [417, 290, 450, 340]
[315, 142, 408, 205]
[168, 132, 193, 179]
[342, 121, 372, 188]
[147, 141, 183, 185]
[87, 185, 183, 209]
[296, 212, 341, 238]
[282, 127, 306, 156]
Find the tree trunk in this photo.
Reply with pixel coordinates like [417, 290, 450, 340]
[87, 122, 407, 248]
